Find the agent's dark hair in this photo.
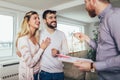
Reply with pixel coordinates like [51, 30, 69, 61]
[42, 10, 56, 19]
[99, 0, 110, 3]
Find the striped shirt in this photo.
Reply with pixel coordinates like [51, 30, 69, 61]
[89, 4, 120, 80]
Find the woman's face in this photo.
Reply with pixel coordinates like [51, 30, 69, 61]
[28, 14, 40, 29]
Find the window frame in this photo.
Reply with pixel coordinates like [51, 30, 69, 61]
[0, 11, 18, 61]
[57, 23, 85, 52]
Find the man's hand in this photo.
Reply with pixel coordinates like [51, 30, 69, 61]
[51, 48, 59, 57]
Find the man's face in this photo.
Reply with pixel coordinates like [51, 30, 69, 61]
[44, 13, 57, 29]
[84, 0, 96, 17]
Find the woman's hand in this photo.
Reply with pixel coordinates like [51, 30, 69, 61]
[40, 37, 51, 50]
[16, 50, 22, 57]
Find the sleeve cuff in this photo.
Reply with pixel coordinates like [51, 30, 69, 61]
[33, 48, 44, 62]
[89, 39, 94, 46]
[94, 61, 107, 71]
[38, 48, 44, 53]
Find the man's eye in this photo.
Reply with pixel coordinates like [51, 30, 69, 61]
[49, 17, 52, 19]
[34, 17, 38, 20]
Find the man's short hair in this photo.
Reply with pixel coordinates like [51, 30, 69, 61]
[42, 10, 57, 19]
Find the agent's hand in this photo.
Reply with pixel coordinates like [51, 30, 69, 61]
[40, 37, 51, 50]
[51, 48, 59, 57]
[73, 60, 92, 72]
[73, 32, 90, 43]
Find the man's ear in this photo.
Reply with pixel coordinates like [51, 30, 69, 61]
[90, 0, 96, 7]
[92, 0, 96, 3]
[90, 0, 95, 4]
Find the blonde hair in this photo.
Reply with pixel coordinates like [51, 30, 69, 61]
[16, 11, 40, 48]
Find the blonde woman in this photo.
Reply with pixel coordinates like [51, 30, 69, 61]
[16, 11, 50, 80]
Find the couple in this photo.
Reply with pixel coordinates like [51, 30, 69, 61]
[16, 10, 69, 80]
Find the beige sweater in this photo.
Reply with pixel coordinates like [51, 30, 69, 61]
[17, 36, 43, 80]
[40, 29, 69, 73]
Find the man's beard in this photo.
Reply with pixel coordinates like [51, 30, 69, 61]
[46, 21, 57, 29]
[87, 8, 96, 17]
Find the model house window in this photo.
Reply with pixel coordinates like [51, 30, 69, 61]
[57, 24, 85, 52]
[0, 14, 16, 58]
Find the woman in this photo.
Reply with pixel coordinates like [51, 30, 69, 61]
[16, 11, 50, 80]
